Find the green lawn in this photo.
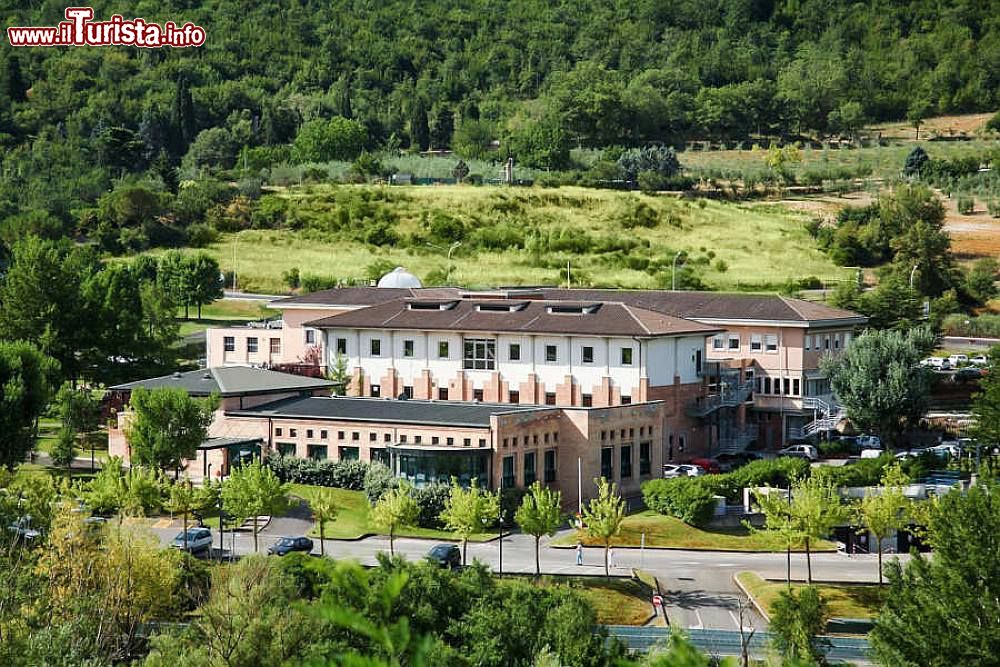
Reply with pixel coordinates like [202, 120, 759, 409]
[504, 575, 653, 625]
[34, 420, 109, 463]
[175, 299, 278, 337]
[289, 484, 498, 542]
[552, 510, 836, 552]
[736, 571, 886, 619]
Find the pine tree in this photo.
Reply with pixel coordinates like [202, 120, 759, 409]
[410, 99, 430, 152]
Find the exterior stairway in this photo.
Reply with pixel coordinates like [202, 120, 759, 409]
[686, 379, 754, 417]
[789, 396, 845, 440]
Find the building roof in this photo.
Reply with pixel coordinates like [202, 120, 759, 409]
[197, 436, 263, 451]
[271, 286, 459, 308]
[227, 395, 547, 427]
[304, 298, 722, 337]
[110, 367, 336, 397]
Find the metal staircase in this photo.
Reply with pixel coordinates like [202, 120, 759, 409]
[686, 380, 754, 417]
[716, 425, 759, 455]
[790, 397, 845, 440]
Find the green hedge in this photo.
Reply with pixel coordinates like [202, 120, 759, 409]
[642, 477, 718, 526]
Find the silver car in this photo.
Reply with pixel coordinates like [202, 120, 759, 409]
[170, 527, 213, 554]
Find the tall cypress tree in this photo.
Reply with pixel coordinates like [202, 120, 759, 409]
[410, 99, 430, 151]
[3, 55, 28, 103]
[170, 76, 196, 157]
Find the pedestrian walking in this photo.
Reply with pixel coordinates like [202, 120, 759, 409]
[576, 541, 583, 566]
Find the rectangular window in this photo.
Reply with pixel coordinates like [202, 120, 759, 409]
[582, 394, 593, 407]
[277, 442, 296, 457]
[621, 347, 634, 365]
[289, 429, 297, 437]
[400, 435, 408, 444]
[728, 335, 740, 350]
[639, 441, 651, 476]
[712, 335, 724, 350]
[307, 429, 314, 439]
[824, 335, 830, 350]
[545, 392, 556, 406]
[270, 338, 281, 354]
[509, 343, 521, 361]
[402, 386, 413, 399]
[463, 338, 497, 370]
[463, 438, 471, 447]
[784, 377, 791, 395]
[765, 334, 778, 352]
[621, 395, 631, 405]
[524, 451, 536, 485]
[351, 432, 360, 441]
[582, 346, 594, 363]
[438, 387, 449, 400]
[337, 431, 344, 440]
[336, 338, 347, 355]
[750, 334, 762, 352]
[473, 388, 484, 401]
[502, 456, 515, 488]
[447, 437, 454, 446]
[804, 335, 812, 351]
[621, 445, 632, 479]
[764, 377, 772, 394]
[438, 341, 449, 358]
[224, 336, 235, 352]
[369, 432, 377, 442]
[793, 378, 800, 396]
[247, 337, 258, 353]
[307, 445, 327, 461]
[403, 339, 414, 357]
[338, 446, 360, 462]
[384, 433, 391, 442]
[508, 390, 519, 404]
[545, 345, 557, 362]
[370, 448, 389, 465]
[414, 436, 422, 444]
[478, 438, 486, 447]
[544, 449, 557, 482]
[320, 430, 328, 439]
[370, 384, 380, 398]
[834, 334, 841, 350]
[305, 329, 316, 345]
[275, 427, 283, 436]
[370, 339, 381, 356]
[601, 447, 613, 480]
[432, 436, 439, 445]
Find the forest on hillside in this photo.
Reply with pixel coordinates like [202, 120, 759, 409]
[1, 0, 1000, 249]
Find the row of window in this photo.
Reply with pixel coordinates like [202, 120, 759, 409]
[501, 431, 559, 448]
[501, 449, 558, 487]
[363, 383, 631, 406]
[600, 425, 654, 442]
[805, 332, 848, 352]
[276, 443, 360, 461]
[340, 336, 635, 370]
[274, 426, 485, 447]
[755, 376, 801, 396]
[712, 333, 780, 353]
[223, 336, 281, 354]
[599, 442, 653, 481]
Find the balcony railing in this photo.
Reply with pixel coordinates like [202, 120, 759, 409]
[686, 380, 754, 417]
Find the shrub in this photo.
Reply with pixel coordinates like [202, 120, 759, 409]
[642, 477, 718, 526]
[618, 201, 659, 229]
[769, 586, 830, 663]
[186, 223, 218, 248]
[300, 274, 339, 293]
[264, 455, 368, 489]
[957, 195, 975, 214]
[363, 462, 397, 503]
[410, 482, 452, 529]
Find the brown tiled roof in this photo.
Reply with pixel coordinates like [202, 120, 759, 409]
[306, 298, 721, 337]
[271, 286, 461, 307]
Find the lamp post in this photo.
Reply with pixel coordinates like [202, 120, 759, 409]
[426, 241, 462, 283]
[671, 251, 685, 291]
[909, 263, 919, 289]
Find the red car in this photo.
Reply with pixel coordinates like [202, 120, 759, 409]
[688, 457, 721, 474]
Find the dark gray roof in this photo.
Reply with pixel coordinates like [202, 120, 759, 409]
[227, 395, 548, 427]
[110, 367, 335, 397]
[198, 437, 263, 451]
[272, 286, 460, 308]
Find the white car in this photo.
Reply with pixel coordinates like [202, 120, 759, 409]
[948, 354, 969, 367]
[856, 435, 882, 450]
[777, 444, 819, 461]
[921, 357, 951, 370]
[970, 354, 989, 366]
[170, 527, 213, 554]
[662, 464, 705, 479]
[928, 443, 962, 459]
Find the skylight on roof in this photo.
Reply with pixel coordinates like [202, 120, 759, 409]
[547, 303, 601, 315]
[475, 302, 529, 313]
[407, 300, 458, 311]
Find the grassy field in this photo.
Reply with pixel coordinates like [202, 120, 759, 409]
[736, 571, 885, 620]
[175, 299, 278, 337]
[289, 484, 498, 542]
[146, 185, 852, 294]
[34, 419, 109, 464]
[552, 511, 836, 552]
[504, 574, 653, 625]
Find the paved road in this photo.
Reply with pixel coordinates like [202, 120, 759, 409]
[152, 517, 900, 633]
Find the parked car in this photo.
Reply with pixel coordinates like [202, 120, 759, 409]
[777, 444, 819, 461]
[170, 527, 213, 554]
[688, 457, 722, 474]
[8, 516, 41, 543]
[970, 354, 989, 366]
[953, 367, 983, 382]
[928, 443, 962, 459]
[856, 435, 882, 450]
[921, 357, 951, 370]
[948, 354, 969, 367]
[268, 536, 314, 556]
[426, 543, 461, 569]
[662, 464, 706, 478]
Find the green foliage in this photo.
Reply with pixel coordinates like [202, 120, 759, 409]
[370, 482, 420, 555]
[971, 346, 1000, 448]
[617, 145, 681, 183]
[769, 586, 830, 664]
[956, 195, 975, 214]
[853, 463, 910, 586]
[125, 387, 217, 471]
[310, 487, 339, 556]
[582, 477, 625, 578]
[292, 117, 368, 163]
[642, 478, 718, 526]
[440, 479, 500, 564]
[507, 118, 571, 170]
[515, 482, 564, 576]
[903, 146, 929, 177]
[0, 340, 57, 469]
[221, 459, 289, 552]
[964, 258, 999, 305]
[50, 428, 77, 471]
[266, 454, 370, 489]
[83, 458, 166, 518]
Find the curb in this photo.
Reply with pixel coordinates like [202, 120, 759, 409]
[732, 572, 771, 623]
[549, 541, 837, 554]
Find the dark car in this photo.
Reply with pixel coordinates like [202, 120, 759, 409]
[426, 543, 461, 569]
[268, 536, 314, 556]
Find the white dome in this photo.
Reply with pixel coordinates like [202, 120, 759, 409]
[377, 266, 422, 289]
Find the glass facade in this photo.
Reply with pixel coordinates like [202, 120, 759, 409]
[394, 447, 490, 488]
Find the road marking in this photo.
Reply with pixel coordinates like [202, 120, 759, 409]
[691, 609, 704, 630]
[716, 563, 736, 567]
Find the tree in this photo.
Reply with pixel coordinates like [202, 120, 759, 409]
[0, 341, 57, 470]
[125, 387, 217, 472]
[822, 327, 934, 447]
[452, 159, 470, 183]
[453, 118, 494, 159]
[329, 354, 350, 395]
[409, 99, 430, 152]
[440, 479, 499, 566]
[971, 345, 1000, 449]
[964, 257, 999, 305]
[907, 99, 931, 140]
[3, 54, 27, 103]
[186, 253, 223, 319]
[581, 477, 625, 578]
[617, 145, 681, 183]
[854, 463, 910, 585]
[514, 482, 563, 577]
[769, 586, 830, 664]
[55, 383, 99, 436]
[370, 482, 419, 556]
[871, 482, 1000, 666]
[221, 460, 288, 553]
[430, 105, 454, 149]
[292, 117, 367, 162]
[506, 118, 571, 170]
[170, 76, 196, 157]
[903, 146, 929, 177]
[310, 488, 339, 557]
[164, 479, 218, 553]
[49, 428, 77, 473]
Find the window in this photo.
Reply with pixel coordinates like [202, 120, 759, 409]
[247, 337, 258, 353]
[750, 334, 762, 352]
[289, 429, 297, 437]
[277, 442, 296, 457]
[728, 335, 740, 350]
[834, 334, 841, 350]
[678, 435, 686, 453]
[764, 377, 772, 394]
[473, 389, 484, 401]
[508, 390, 519, 404]
[601, 447, 613, 480]
[545, 392, 556, 405]
[621, 395, 631, 405]
[336, 338, 347, 355]
[639, 442, 651, 476]
[509, 343, 521, 361]
[621, 347, 633, 365]
[793, 378, 800, 396]
[582, 346, 594, 363]
[338, 446, 359, 461]
[370, 448, 389, 465]
[403, 339, 414, 357]
[582, 394, 593, 407]
[621, 445, 632, 479]
[432, 436, 440, 445]
[305, 329, 316, 345]
[446, 437, 454, 446]
[270, 338, 281, 354]
[502, 456, 515, 488]
[712, 335, 724, 350]
[414, 435, 422, 444]
[351, 431, 360, 441]
[402, 386, 413, 399]
[307, 445, 327, 460]
[369, 432, 377, 442]
[545, 345, 557, 362]
[384, 433, 391, 442]
[438, 341, 449, 358]
[307, 429, 314, 439]
[544, 450, 556, 482]
[824, 335, 830, 350]
[502, 438, 508, 448]
[463, 338, 496, 370]
[478, 438, 486, 447]
[224, 336, 235, 352]
[463, 438, 471, 447]
[524, 451, 536, 485]
[804, 335, 812, 351]
[370, 384, 380, 398]
[275, 427, 283, 436]
[320, 430, 327, 439]
[337, 431, 344, 440]
[765, 334, 778, 353]
[784, 378, 791, 395]
[438, 387, 449, 400]
[370, 339, 381, 356]
[695, 349, 702, 374]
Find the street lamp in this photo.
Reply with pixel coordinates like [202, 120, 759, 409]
[909, 264, 919, 289]
[426, 241, 462, 283]
[671, 251, 685, 291]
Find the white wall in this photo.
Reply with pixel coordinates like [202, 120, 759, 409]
[646, 335, 704, 385]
